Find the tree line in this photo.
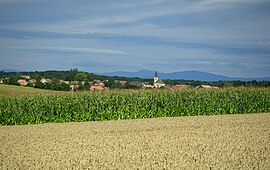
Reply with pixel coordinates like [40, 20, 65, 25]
[1, 69, 270, 91]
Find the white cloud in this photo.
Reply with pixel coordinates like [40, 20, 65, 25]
[0, 1, 214, 34]
[201, 0, 269, 5]
[0, 0, 39, 4]
[0, 47, 128, 55]
[2, 0, 269, 38]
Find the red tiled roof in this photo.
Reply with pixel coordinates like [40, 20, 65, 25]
[29, 79, 37, 84]
[90, 85, 104, 91]
[119, 81, 127, 85]
[98, 82, 105, 87]
[45, 79, 52, 83]
[172, 85, 188, 89]
[18, 79, 27, 86]
[20, 75, 30, 79]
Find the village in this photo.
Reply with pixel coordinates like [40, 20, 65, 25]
[0, 71, 219, 91]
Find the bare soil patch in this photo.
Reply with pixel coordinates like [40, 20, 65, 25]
[1, 113, 269, 169]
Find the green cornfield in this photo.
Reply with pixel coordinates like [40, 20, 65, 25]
[1, 88, 270, 125]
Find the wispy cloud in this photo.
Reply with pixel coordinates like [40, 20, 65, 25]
[0, 0, 36, 4]
[201, 0, 269, 5]
[0, 47, 128, 55]
[3, 0, 266, 32]
[0, 1, 237, 33]
[1, 28, 269, 56]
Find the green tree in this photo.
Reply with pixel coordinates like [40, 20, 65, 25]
[8, 73, 21, 85]
[66, 68, 78, 81]
[75, 72, 88, 81]
[55, 83, 70, 91]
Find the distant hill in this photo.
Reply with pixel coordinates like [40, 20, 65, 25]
[102, 69, 154, 79]
[101, 69, 270, 82]
[1, 68, 269, 81]
[0, 69, 22, 72]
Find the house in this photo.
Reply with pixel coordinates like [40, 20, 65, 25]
[40, 78, 52, 84]
[98, 82, 105, 87]
[20, 75, 30, 79]
[195, 85, 212, 89]
[211, 86, 219, 90]
[18, 79, 28, 86]
[129, 81, 141, 87]
[1, 78, 7, 84]
[70, 81, 79, 85]
[165, 85, 172, 90]
[154, 71, 165, 88]
[142, 81, 150, 85]
[143, 84, 154, 88]
[94, 80, 101, 83]
[90, 85, 105, 91]
[60, 80, 69, 84]
[142, 81, 154, 88]
[70, 85, 79, 91]
[69, 81, 80, 90]
[172, 84, 188, 90]
[119, 81, 127, 86]
[28, 79, 37, 85]
[115, 80, 127, 86]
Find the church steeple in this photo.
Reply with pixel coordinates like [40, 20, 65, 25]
[154, 70, 158, 78]
[153, 70, 165, 88]
[154, 70, 159, 83]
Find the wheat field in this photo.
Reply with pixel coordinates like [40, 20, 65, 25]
[0, 113, 269, 169]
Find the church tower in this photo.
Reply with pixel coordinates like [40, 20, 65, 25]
[153, 70, 165, 88]
[154, 70, 159, 83]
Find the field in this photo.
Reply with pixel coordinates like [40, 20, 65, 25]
[0, 113, 269, 169]
[1, 85, 270, 125]
[0, 84, 57, 97]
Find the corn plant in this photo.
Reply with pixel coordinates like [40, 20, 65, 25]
[0, 88, 270, 125]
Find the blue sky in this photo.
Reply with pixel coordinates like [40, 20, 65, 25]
[0, 0, 270, 77]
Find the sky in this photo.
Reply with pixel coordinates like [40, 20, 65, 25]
[0, 0, 270, 78]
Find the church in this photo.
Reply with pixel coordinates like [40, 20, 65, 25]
[154, 71, 165, 88]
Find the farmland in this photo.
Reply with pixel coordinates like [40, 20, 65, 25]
[0, 85, 270, 169]
[0, 113, 269, 169]
[0, 84, 57, 97]
[0, 85, 270, 125]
